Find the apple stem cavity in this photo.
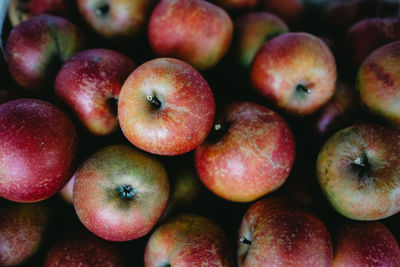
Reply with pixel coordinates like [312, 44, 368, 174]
[352, 154, 371, 180]
[296, 84, 312, 94]
[117, 184, 136, 200]
[239, 237, 252, 245]
[106, 97, 118, 116]
[95, 4, 110, 16]
[147, 95, 162, 109]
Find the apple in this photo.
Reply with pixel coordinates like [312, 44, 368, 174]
[195, 101, 295, 202]
[251, 32, 337, 116]
[148, 0, 233, 71]
[356, 41, 400, 129]
[8, 0, 72, 26]
[118, 57, 216, 156]
[144, 213, 233, 267]
[238, 196, 333, 267]
[43, 228, 124, 266]
[54, 48, 135, 136]
[259, 0, 304, 26]
[213, 0, 258, 10]
[0, 98, 78, 202]
[346, 17, 400, 68]
[73, 144, 169, 241]
[316, 124, 400, 220]
[77, 0, 155, 39]
[59, 174, 75, 205]
[332, 221, 400, 266]
[235, 11, 289, 68]
[6, 14, 85, 93]
[0, 200, 50, 266]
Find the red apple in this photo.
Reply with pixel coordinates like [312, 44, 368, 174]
[251, 32, 337, 116]
[8, 0, 73, 26]
[73, 144, 169, 241]
[316, 124, 400, 220]
[6, 14, 85, 93]
[55, 48, 135, 136]
[356, 41, 400, 129]
[148, 0, 233, 71]
[0, 200, 50, 266]
[0, 98, 78, 202]
[238, 196, 333, 267]
[235, 11, 289, 68]
[118, 57, 215, 156]
[77, 0, 155, 39]
[332, 221, 400, 267]
[195, 101, 295, 202]
[144, 213, 233, 267]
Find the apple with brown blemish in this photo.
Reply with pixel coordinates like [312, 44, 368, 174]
[55, 48, 135, 136]
[144, 214, 234, 267]
[251, 32, 337, 116]
[357, 41, 400, 129]
[148, 0, 233, 71]
[195, 101, 295, 202]
[118, 57, 215, 156]
[238, 196, 333, 267]
[73, 144, 169, 241]
[316, 124, 400, 220]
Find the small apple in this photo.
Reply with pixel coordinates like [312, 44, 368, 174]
[55, 48, 135, 136]
[316, 124, 400, 220]
[148, 0, 233, 71]
[238, 196, 333, 267]
[332, 221, 400, 267]
[0, 200, 50, 266]
[144, 213, 233, 267]
[118, 57, 215, 156]
[235, 11, 289, 68]
[77, 0, 155, 39]
[73, 144, 169, 241]
[251, 32, 337, 116]
[195, 101, 295, 202]
[0, 98, 78, 202]
[6, 14, 85, 93]
[356, 41, 400, 129]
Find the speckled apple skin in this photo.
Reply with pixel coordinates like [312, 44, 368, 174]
[144, 214, 234, 267]
[6, 14, 85, 92]
[0, 201, 50, 266]
[332, 221, 400, 267]
[73, 145, 169, 242]
[235, 12, 288, 68]
[148, 0, 233, 71]
[118, 58, 215, 156]
[55, 48, 135, 136]
[43, 229, 124, 267]
[195, 102, 295, 202]
[0, 99, 78, 202]
[357, 41, 400, 129]
[238, 197, 333, 267]
[251, 32, 337, 116]
[316, 124, 400, 220]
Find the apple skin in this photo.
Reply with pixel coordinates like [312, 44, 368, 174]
[0, 98, 78, 202]
[73, 144, 169, 242]
[251, 32, 337, 116]
[118, 57, 216, 156]
[356, 41, 400, 129]
[235, 12, 289, 68]
[195, 101, 295, 202]
[316, 124, 400, 220]
[260, 0, 303, 26]
[55, 48, 135, 136]
[77, 0, 155, 39]
[59, 174, 75, 205]
[332, 221, 400, 267]
[144, 213, 234, 267]
[6, 14, 85, 93]
[8, 0, 72, 26]
[346, 17, 400, 67]
[43, 229, 124, 267]
[148, 0, 233, 71]
[238, 196, 333, 267]
[0, 200, 50, 266]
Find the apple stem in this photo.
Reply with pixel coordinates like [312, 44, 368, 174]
[297, 84, 312, 94]
[240, 237, 251, 245]
[147, 95, 161, 109]
[117, 185, 136, 200]
[354, 157, 365, 167]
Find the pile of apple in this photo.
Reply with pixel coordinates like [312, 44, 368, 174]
[1, 0, 400, 266]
